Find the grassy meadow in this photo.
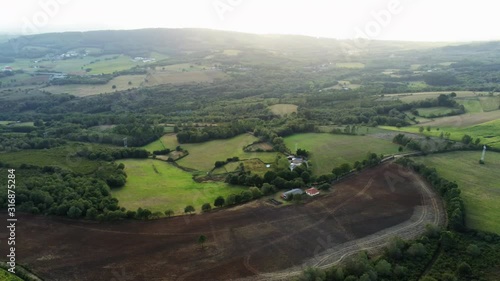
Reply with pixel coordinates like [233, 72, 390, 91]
[380, 118, 500, 149]
[414, 151, 500, 234]
[112, 159, 246, 214]
[284, 133, 404, 175]
[144, 134, 279, 172]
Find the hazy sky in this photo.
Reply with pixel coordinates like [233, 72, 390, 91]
[1, 0, 499, 41]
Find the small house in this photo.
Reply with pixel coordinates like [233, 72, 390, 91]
[306, 187, 320, 197]
[281, 188, 304, 200]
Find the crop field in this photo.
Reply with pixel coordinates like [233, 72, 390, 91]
[284, 133, 404, 175]
[43, 75, 145, 96]
[3, 163, 444, 281]
[177, 134, 279, 171]
[268, 104, 298, 116]
[111, 159, 245, 214]
[416, 107, 455, 117]
[0, 144, 101, 174]
[414, 151, 500, 234]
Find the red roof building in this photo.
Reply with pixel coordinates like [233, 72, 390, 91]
[305, 187, 320, 197]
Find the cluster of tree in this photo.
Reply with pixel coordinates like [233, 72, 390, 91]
[392, 134, 422, 151]
[296, 231, 440, 281]
[0, 164, 123, 220]
[76, 147, 149, 161]
[48, 74, 113, 85]
[332, 153, 384, 179]
[0, 135, 66, 152]
[176, 121, 255, 143]
[332, 125, 358, 135]
[214, 157, 239, 169]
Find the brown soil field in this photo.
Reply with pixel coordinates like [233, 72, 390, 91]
[0, 163, 445, 281]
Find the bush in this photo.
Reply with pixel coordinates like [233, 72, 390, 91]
[201, 203, 212, 212]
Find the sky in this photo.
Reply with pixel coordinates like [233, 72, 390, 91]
[0, 0, 499, 42]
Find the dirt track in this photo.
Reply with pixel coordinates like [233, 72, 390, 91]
[0, 163, 445, 281]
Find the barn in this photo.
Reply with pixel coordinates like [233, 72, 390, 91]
[305, 187, 320, 197]
[281, 188, 304, 200]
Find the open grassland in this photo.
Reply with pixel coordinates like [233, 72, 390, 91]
[380, 118, 500, 149]
[269, 104, 298, 116]
[177, 134, 279, 171]
[222, 49, 241, 56]
[43, 75, 145, 96]
[284, 133, 404, 175]
[0, 144, 101, 174]
[111, 159, 245, 214]
[87, 55, 139, 74]
[416, 107, 455, 117]
[414, 151, 500, 234]
[142, 134, 179, 151]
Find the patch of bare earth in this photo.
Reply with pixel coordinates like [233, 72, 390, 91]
[0, 163, 445, 281]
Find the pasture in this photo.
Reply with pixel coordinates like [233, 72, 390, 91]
[380, 118, 500, 149]
[144, 134, 279, 172]
[269, 104, 298, 116]
[43, 75, 145, 96]
[111, 159, 246, 214]
[416, 107, 455, 117]
[284, 133, 404, 175]
[177, 134, 279, 171]
[414, 151, 500, 234]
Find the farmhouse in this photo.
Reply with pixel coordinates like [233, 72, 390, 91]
[3, 66, 13, 72]
[305, 187, 320, 197]
[281, 188, 304, 200]
[288, 155, 305, 171]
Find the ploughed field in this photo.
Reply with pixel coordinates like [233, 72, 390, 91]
[1, 163, 444, 281]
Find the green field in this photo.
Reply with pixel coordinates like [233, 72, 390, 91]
[269, 104, 298, 116]
[43, 75, 145, 96]
[178, 134, 279, 171]
[457, 99, 483, 113]
[112, 159, 246, 214]
[87, 55, 139, 74]
[416, 107, 455, 117]
[380, 118, 500, 149]
[0, 144, 102, 174]
[144, 134, 279, 172]
[414, 151, 500, 234]
[284, 133, 404, 175]
[0, 268, 23, 281]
